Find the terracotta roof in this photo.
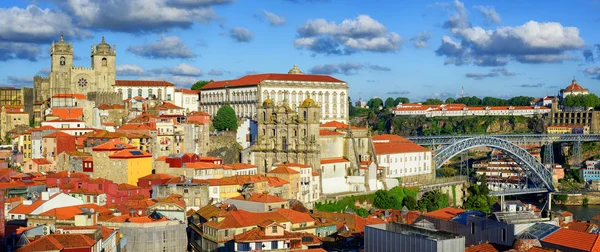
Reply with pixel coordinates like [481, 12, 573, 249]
[224, 163, 257, 170]
[138, 173, 176, 180]
[97, 103, 125, 110]
[204, 209, 292, 230]
[44, 131, 72, 138]
[541, 228, 600, 251]
[374, 142, 431, 154]
[184, 161, 225, 169]
[109, 149, 152, 159]
[278, 162, 310, 168]
[10, 193, 60, 215]
[101, 121, 119, 126]
[117, 183, 141, 190]
[230, 193, 288, 203]
[18, 234, 96, 251]
[117, 123, 156, 131]
[176, 88, 200, 94]
[39, 204, 112, 220]
[49, 108, 84, 120]
[31, 158, 52, 165]
[320, 120, 358, 129]
[46, 171, 89, 178]
[234, 226, 301, 242]
[372, 134, 414, 143]
[465, 243, 499, 252]
[266, 176, 289, 187]
[276, 208, 315, 224]
[92, 141, 136, 151]
[268, 166, 300, 174]
[423, 207, 466, 221]
[157, 102, 183, 110]
[5, 196, 23, 203]
[320, 157, 350, 164]
[52, 93, 86, 99]
[565, 79, 586, 91]
[567, 221, 590, 232]
[188, 111, 211, 116]
[319, 130, 344, 136]
[69, 188, 105, 195]
[201, 73, 344, 90]
[115, 80, 175, 87]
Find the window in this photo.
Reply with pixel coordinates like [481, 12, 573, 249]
[471, 222, 475, 234]
[501, 228, 506, 242]
[271, 226, 277, 233]
[148, 89, 153, 97]
[167, 94, 172, 100]
[271, 241, 278, 249]
[224, 230, 229, 237]
[60, 56, 65, 66]
[138, 88, 143, 96]
[102, 57, 107, 66]
[127, 89, 132, 98]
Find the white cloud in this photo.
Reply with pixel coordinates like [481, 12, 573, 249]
[116, 64, 146, 76]
[584, 66, 600, 80]
[167, 64, 203, 76]
[262, 10, 286, 26]
[410, 31, 432, 48]
[229, 27, 253, 42]
[294, 15, 402, 54]
[474, 5, 501, 24]
[127, 35, 197, 59]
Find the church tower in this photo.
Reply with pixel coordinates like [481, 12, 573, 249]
[92, 37, 116, 92]
[50, 34, 74, 96]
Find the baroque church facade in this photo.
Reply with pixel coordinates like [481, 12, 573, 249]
[253, 97, 322, 174]
[34, 35, 118, 103]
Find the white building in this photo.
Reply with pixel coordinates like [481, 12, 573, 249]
[114, 80, 176, 102]
[560, 78, 589, 100]
[372, 134, 433, 180]
[50, 93, 87, 108]
[173, 88, 199, 113]
[41, 119, 86, 129]
[391, 103, 550, 117]
[199, 65, 348, 124]
[8, 192, 83, 221]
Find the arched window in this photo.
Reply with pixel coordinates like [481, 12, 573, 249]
[138, 89, 143, 97]
[60, 56, 65, 66]
[263, 112, 267, 121]
[102, 58, 107, 66]
[303, 111, 307, 121]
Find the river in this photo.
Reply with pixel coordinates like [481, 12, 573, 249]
[551, 203, 600, 221]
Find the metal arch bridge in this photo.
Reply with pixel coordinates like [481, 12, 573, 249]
[405, 134, 600, 145]
[432, 136, 555, 193]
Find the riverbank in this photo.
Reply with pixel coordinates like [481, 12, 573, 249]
[554, 191, 600, 206]
[552, 204, 600, 221]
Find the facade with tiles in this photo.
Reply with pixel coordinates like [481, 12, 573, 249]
[199, 65, 348, 124]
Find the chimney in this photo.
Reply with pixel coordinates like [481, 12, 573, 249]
[23, 200, 33, 206]
[41, 192, 49, 201]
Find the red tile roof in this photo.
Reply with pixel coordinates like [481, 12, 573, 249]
[49, 108, 84, 120]
[43, 131, 72, 138]
[320, 120, 357, 129]
[176, 88, 200, 94]
[139, 173, 176, 180]
[117, 183, 141, 190]
[39, 204, 112, 220]
[276, 208, 315, 224]
[157, 102, 183, 110]
[117, 123, 157, 131]
[266, 176, 289, 187]
[17, 234, 96, 251]
[565, 80, 586, 91]
[541, 228, 600, 251]
[268, 166, 300, 174]
[319, 130, 344, 136]
[465, 243, 499, 252]
[373, 142, 431, 154]
[234, 226, 301, 242]
[423, 207, 466, 221]
[10, 193, 60, 215]
[320, 157, 350, 164]
[230, 193, 288, 203]
[109, 149, 152, 159]
[224, 163, 257, 170]
[201, 73, 344, 90]
[31, 158, 52, 165]
[52, 93, 87, 99]
[567, 221, 590, 232]
[204, 209, 291, 229]
[92, 141, 136, 151]
[184, 162, 225, 169]
[115, 80, 175, 87]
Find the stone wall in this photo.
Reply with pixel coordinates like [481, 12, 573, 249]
[207, 132, 242, 163]
[555, 192, 600, 205]
[86, 91, 122, 105]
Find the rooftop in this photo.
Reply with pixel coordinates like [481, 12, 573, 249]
[230, 193, 288, 203]
[115, 80, 175, 87]
[201, 72, 344, 90]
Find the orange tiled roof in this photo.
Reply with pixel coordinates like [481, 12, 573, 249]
[9, 193, 60, 215]
[39, 204, 112, 220]
[69, 188, 104, 195]
[541, 228, 600, 251]
[567, 221, 590, 232]
[176, 88, 200, 94]
[201, 73, 344, 90]
[320, 157, 349, 164]
[319, 130, 344, 136]
[465, 243, 499, 252]
[92, 141, 136, 151]
[276, 208, 315, 224]
[224, 163, 257, 170]
[184, 162, 225, 169]
[117, 123, 157, 131]
[320, 120, 358, 129]
[234, 227, 301, 242]
[109, 149, 152, 159]
[423, 207, 466, 221]
[115, 80, 175, 87]
[268, 166, 300, 174]
[204, 209, 291, 229]
[374, 142, 430, 154]
[138, 173, 176, 180]
[43, 131, 72, 138]
[266, 176, 289, 187]
[230, 193, 288, 203]
[49, 108, 83, 120]
[31, 158, 52, 165]
[5, 196, 23, 203]
[18, 233, 96, 251]
[157, 102, 183, 110]
[117, 183, 141, 190]
[52, 93, 86, 99]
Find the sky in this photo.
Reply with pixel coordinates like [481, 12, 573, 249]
[1, 0, 600, 102]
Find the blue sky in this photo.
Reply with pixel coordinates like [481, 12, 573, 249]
[1, 0, 600, 102]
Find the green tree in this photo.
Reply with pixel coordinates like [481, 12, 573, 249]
[445, 97, 455, 104]
[348, 97, 356, 116]
[402, 195, 418, 210]
[394, 97, 410, 106]
[368, 98, 384, 111]
[191, 80, 214, 90]
[384, 97, 395, 109]
[422, 98, 444, 105]
[373, 190, 402, 209]
[213, 105, 238, 131]
[438, 167, 457, 177]
[463, 176, 496, 213]
[418, 190, 449, 212]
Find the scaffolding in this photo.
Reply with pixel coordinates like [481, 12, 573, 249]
[119, 221, 187, 252]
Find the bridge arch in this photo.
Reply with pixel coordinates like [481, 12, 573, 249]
[434, 136, 554, 191]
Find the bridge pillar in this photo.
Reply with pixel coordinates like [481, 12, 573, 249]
[548, 193, 552, 212]
[571, 141, 582, 167]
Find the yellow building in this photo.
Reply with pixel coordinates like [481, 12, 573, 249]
[547, 124, 589, 134]
[125, 133, 153, 153]
[108, 149, 153, 185]
[21, 129, 33, 162]
[0, 105, 30, 142]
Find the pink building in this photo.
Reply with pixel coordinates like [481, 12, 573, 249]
[23, 158, 54, 173]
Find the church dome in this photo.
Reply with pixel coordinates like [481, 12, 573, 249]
[300, 97, 317, 108]
[288, 64, 303, 74]
[566, 78, 585, 91]
[512, 232, 541, 251]
[262, 98, 274, 108]
[96, 37, 111, 52]
[54, 34, 71, 53]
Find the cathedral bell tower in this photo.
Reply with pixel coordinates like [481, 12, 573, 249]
[50, 34, 74, 96]
[92, 36, 116, 92]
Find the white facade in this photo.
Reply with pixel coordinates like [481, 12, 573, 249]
[392, 103, 550, 118]
[200, 86, 258, 118]
[173, 89, 199, 113]
[320, 161, 351, 194]
[115, 82, 176, 101]
[41, 120, 86, 129]
[236, 119, 258, 149]
[8, 192, 83, 220]
[378, 152, 432, 178]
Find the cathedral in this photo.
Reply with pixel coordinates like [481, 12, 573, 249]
[34, 35, 118, 103]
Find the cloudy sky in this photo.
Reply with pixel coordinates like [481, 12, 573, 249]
[1, 0, 600, 101]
